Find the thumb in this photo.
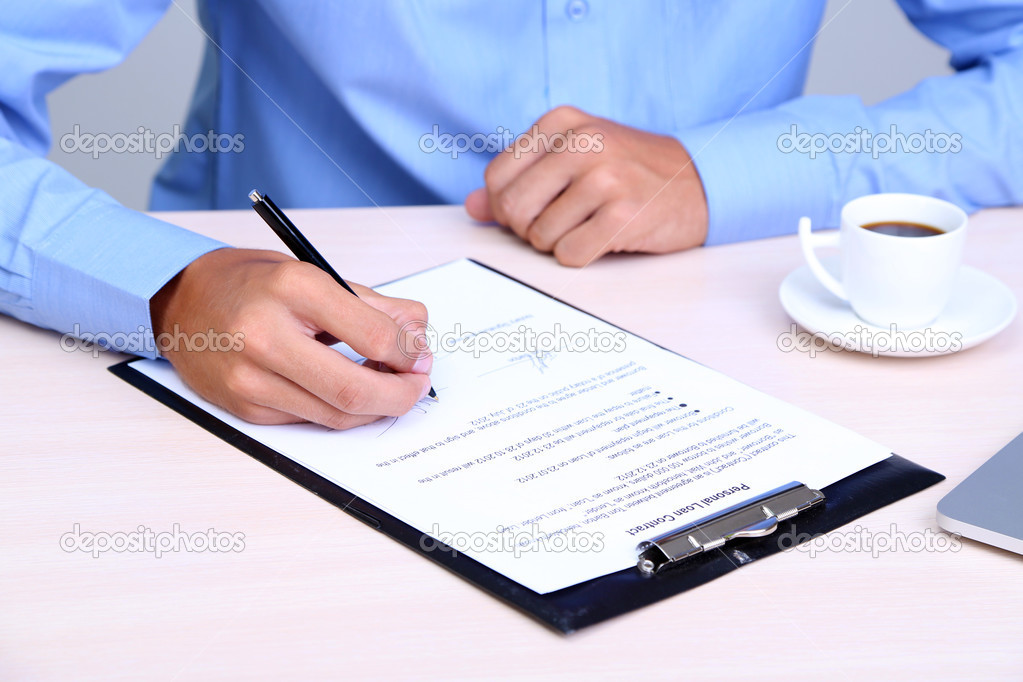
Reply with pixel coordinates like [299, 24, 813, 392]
[464, 187, 496, 222]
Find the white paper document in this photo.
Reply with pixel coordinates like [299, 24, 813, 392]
[130, 259, 890, 593]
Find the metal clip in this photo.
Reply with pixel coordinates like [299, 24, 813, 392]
[636, 482, 825, 575]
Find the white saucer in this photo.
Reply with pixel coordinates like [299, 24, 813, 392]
[779, 258, 1017, 357]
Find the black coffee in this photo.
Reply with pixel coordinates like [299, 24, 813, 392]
[862, 221, 944, 237]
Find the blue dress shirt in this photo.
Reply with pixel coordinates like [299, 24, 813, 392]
[2, 1, 1022, 356]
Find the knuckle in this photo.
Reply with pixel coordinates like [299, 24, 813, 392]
[405, 300, 429, 325]
[235, 320, 273, 359]
[331, 380, 367, 413]
[321, 411, 357, 431]
[543, 105, 582, 128]
[575, 121, 606, 139]
[495, 191, 521, 229]
[232, 401, 277, 425]
[267, 260, 310, 300]
[606, 201, 638, 228]
[586, 165, 621, 195]
[223, 364, 263, 399]
[535, 108, 558, 129]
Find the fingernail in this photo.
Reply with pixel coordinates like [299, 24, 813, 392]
[412, 352, 433, 374]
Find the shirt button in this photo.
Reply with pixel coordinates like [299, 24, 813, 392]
[566, 0, 589, 21]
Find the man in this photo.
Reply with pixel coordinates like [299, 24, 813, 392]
[2, 2, 1021, 427]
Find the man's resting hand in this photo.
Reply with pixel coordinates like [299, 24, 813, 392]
[466, 105, 709, 267]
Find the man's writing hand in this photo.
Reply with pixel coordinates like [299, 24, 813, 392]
[150, 248, 433, 428]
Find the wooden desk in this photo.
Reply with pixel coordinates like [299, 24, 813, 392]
[3, 206, 1021, 680]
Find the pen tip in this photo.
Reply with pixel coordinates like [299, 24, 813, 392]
[248, 189, 262, 203]
[428, 387, 438, 401]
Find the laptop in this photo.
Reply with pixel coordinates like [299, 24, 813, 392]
[937, 430, 1023, 555]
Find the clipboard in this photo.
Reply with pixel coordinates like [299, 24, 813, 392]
[110, 261, 944, 633]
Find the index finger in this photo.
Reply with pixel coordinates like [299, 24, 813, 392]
[350, 283, 429, 330]
[283, 267, 432, 374]
[484, 105, 589, 197]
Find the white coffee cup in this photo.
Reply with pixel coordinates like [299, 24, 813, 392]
[798, 193, 968, 329]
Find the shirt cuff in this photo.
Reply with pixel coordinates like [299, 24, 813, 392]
[674, 106, 842, 247]
[32, 200, 227, 359]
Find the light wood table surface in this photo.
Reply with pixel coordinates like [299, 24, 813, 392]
[2, 205, 1021, 680]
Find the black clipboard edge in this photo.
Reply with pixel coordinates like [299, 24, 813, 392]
[109, 259, 946, 633]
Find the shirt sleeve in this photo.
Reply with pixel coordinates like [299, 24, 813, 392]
[675, 0, 1023, 246]
[0, 1, 227, 357]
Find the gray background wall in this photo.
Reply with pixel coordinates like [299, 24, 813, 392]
[45, 0, 953, 211]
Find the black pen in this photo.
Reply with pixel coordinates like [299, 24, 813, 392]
[249, 189, 437, 400]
